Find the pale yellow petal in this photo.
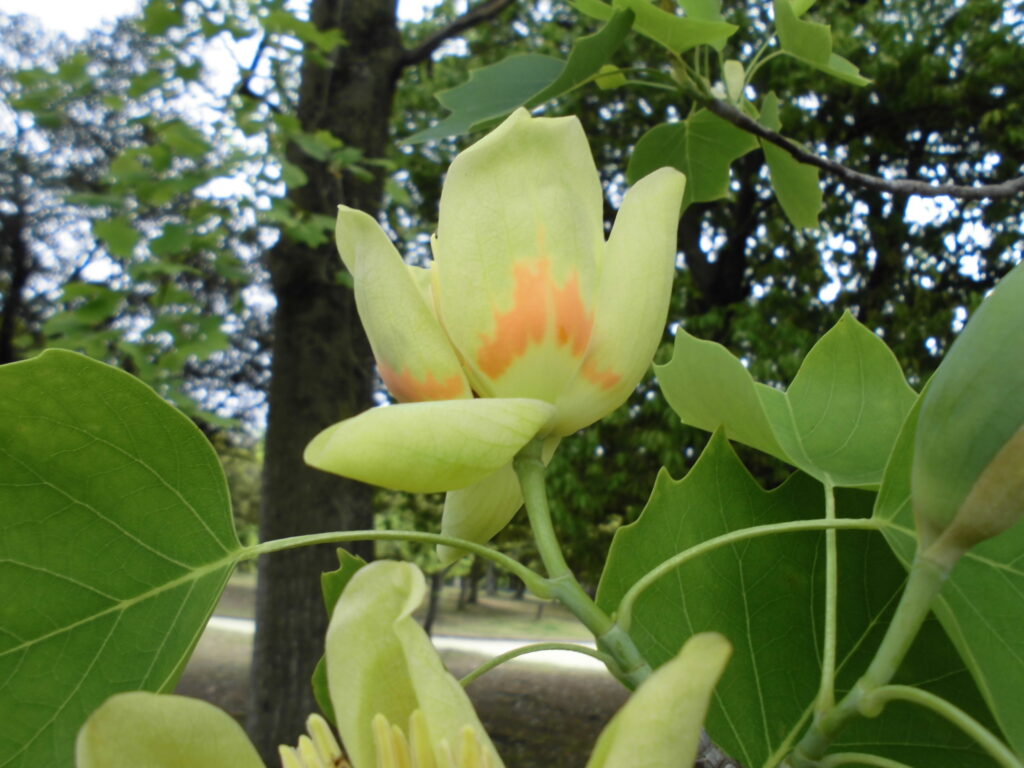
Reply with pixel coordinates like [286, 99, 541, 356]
[337, 206, 471, 403]
[585, 633, 730, 768]
[432, 109, 604, 402]
[554, 167, 685, 435]
[326, 562, 504, 768]
[304, 399, 555, 493]
[76, 692, 265, 768]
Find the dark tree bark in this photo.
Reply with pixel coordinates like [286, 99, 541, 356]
[0, 207, 30, 365]
[422, 570, 444, 636]
[248, 1, 402, 758]
[248, 0, 514, 759]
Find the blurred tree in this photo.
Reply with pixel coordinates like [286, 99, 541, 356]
[5, 0, 1022, 760]
[386, 0, 1024, 586]
[0, 11, 271, 427]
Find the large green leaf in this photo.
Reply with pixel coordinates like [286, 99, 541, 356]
[627, 110, 758, 209]
[874, 394, 1024, 756]
[656, 312, 917, 487]
[92, 216, 140, 259]
[773, 0, 870, 86]
[406, 55, 564, 143]
[759, 92, 822, 229]
[572, 0, 736, 53]
[597, 434, 999, 768]
[529, 9, 634, 104]
[407, 11, 633, 143]
[0, 350, 241, 767]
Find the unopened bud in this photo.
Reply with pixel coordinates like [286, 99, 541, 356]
[912, 263, 1024, 565]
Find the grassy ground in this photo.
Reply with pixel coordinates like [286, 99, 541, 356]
[178, 573, 627, 768]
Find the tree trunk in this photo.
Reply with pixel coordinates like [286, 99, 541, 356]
[485, 560, 497, 596]
[248, 0, 403, 759]
[422, 570, 443, 636]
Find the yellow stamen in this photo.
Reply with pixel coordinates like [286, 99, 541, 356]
[279, 714, 351, 768]
[374, 714, 396, 768]
[390, 721, 412, 768]
[279, 746, 304, 768]
[298, 735, 321, 766]
[371, 710, 490, 768]
[307, 714, 346, 766]
[409, 710, 436, 768]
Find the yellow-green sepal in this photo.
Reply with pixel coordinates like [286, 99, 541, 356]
[913, 261, 1024, 553]
[438, 464, 523, 565]
[325, 561, 504, 768]
[304, 398, 555, 493]
[554, 167, 685, 435]
[76, 692, 265, 768]
[336, 205, 471, 403]
[585, 633, 731, 768]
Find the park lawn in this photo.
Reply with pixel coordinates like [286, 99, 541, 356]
[215, 571, 592, 641]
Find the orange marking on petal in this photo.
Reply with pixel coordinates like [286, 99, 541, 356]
[378, 360, 467, 403]
[476, 259, 595, 380]
[581, 358, 621, 391]
[554, 272, 592, 357]
[477, 260, 549, 379]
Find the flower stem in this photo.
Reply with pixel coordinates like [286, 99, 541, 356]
[862, 686, 1023, 768]
[616, 517, 880, 633]
[816, 753, 915, 768]
[514, 438, 653, 687]
[241, 528, 552, 599]
[458, 643, 615, 687]
[788, 550, 952, 766]
[816, 481, 839, 718]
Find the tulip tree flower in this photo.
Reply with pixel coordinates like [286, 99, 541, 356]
[304, 109, 686, 558]
[76, 561, 729, 768]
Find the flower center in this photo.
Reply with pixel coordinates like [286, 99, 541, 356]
[279, 714, 350, 768]
[373, 710, 496, 768]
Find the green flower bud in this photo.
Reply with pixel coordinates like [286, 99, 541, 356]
[912, 262, 1024, 565]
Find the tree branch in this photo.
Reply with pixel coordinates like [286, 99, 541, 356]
[400, 0, 516, 68]
[701, 96, 1024, 201]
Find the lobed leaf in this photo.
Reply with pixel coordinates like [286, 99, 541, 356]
[598, 434, 1000, 768]
[627, 110, 757, 209]
[656, 312, 916, 488]
[759, 93, 823, 229]
[874, 396, 1024, 756]
[773, 0, 870, 86]
[406, 11, 634, 143]
[572, 0, 736, 52]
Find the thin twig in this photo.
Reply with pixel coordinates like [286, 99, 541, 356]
[701, 96, 1024, 201]
[400, 0, 517, 67]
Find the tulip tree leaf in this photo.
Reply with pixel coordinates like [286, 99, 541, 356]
[627, 110, 758, 209]
[674, 0, 727, 23]
[406, 55, 564, 143]
[760, 92, 822, 229]
[773, 0, 870, 86]
[597, 433, 1000, 768]
[407, 11, 633, 143]
[0, 350, 242, 768]
[656, 312, 917, 488]
[874, 396, 1024, 757]
[572, 0, 736, 52]
[93, 216, 141, 259]
[528, 8, 635, 104]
